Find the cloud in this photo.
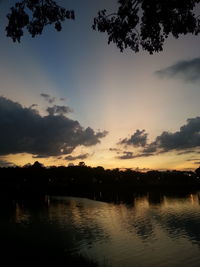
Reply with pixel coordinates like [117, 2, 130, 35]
[153, 117, 200, 152]
[0, 159, 14, 167]
[29, 104, 38, 109]
[142, 117, 200, 156]
[65, 153, 89, 161]
[142, 142, 157, 153]
[109, 148, 119, 151]
[109, 148, 121, 154]
[118, 151, 154, 160]
[177, 150, 197, 155]
[117, 151, 134, 160]
[32, 155, 49, 159]
[40, 93, 56, 103]
[135, 152, 154, 158]
[118, 116, 200, 159]
[46, 105, 72, 116]
[119, 129, 148, 147]
[187, 158, 200, 162]
[0, 96, 108, 157]
[156, 58, 200, 82]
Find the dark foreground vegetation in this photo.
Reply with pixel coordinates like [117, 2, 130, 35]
[1, 161, 200, 198]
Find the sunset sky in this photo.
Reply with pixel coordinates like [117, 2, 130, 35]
[1, 0, 200, 170]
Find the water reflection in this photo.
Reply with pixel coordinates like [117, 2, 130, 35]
[2, 192, 200, 266]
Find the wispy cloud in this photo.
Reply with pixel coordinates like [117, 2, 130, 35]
[40, 93, 56, 103]
[155, 58, 200, 82]
[117, 151, 134, 160]
[65, 153, 90, 161]
[117, 151, 154, 160]
[0, 158, 15, 167]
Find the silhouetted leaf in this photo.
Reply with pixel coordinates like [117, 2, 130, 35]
[93, 0, 200, 53]
[6, 0, 75, 42]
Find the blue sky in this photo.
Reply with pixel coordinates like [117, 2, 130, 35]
[1, 0, 200, 170]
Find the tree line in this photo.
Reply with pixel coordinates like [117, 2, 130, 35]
[1, 161, 200, 197]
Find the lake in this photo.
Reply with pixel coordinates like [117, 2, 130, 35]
[2, 192, 200, 266]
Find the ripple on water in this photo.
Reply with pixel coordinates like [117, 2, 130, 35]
[4, 193, 200, 266]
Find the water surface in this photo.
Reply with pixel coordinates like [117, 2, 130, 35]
[2, 192, 200, 266]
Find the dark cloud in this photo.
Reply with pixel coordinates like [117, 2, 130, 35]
[109, 148, 121, 154]
[156, 58, 200, 82]
[118, 151, 134, 160]
[29, 104, 38, 109]
[40, 93, 56, 103]
[145, 117, 200, 155]
[142, 142, 157, 153]
[0, 159, 14, 167]
[117, 151, 154, 160]
[0, 96, 107, 157]
[65, 153, 89, 161]
[187, 158, 200, 162]
[46, 105, 72, 116]
[109, 148, 119, 151]
[32, 155, 49, 159]
[153, 117, 200, 152]
[135, 152, 154, 158]
[194, 162, 200, 165]
[60, 98, 66, 101]
[118, 117, 200, 159]
[177, 150, 197, 155]
[119, 129, 148, 147]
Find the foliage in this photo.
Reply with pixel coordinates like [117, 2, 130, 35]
[6, 0, 200, 54]
[93, 0, 200, 53]
[6, 0, 75, 42]
[1, 162, 200, 198]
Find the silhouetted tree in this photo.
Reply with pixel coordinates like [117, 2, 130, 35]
[93, 0, 200, 53]
[78, 161, 86, 167]
[195, 166, 200, 177]
[6, 0, 75, 42]
[32, 161, 44, 168]
[0, 164, 200, 197]
[6, 0, 200, 53]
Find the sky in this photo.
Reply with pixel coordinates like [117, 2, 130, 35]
[1, 0, 200, 170]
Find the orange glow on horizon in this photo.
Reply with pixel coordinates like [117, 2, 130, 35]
[2, 150, 199, 172]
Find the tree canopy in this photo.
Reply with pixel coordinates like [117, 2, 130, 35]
[6, 0, 75, 42]
[6, 0, 200, 54]
[93, 0, 200, 54]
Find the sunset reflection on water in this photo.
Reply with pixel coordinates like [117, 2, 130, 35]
[9, 192, 200, 266]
